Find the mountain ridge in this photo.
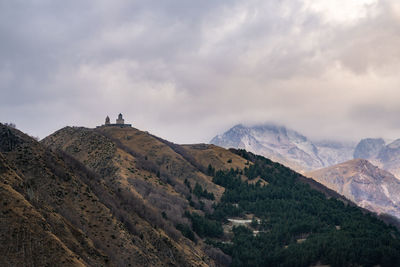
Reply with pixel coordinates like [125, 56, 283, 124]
[211, 124, 354, 172]
[307, 158, 400, 219]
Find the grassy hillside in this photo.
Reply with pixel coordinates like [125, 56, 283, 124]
[42, 125, 240, 265]
[42, 126, 225, 230]
[0, 123, 214, 266]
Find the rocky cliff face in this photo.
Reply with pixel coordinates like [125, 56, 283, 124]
[307, 159, 400, 219]
[211, 124, 354, 172]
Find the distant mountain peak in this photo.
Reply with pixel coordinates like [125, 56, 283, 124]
[211, 123, 354, 172]
[354, 138, 385, 159]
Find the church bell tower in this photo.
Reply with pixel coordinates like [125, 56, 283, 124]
[116, 113, 125, 125]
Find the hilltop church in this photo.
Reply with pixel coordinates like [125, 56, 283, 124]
[100, 113, 132, 127]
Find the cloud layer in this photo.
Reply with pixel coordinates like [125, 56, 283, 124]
[1, 0, 400, 143]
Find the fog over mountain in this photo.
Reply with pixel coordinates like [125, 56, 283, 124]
[1, 0, 400, 143]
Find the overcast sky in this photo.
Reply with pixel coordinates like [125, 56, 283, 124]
[1, 0, 400, 143]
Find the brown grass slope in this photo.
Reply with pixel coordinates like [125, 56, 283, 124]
[42, 126, 245, 265]
[0, 123, 211, 266]
[181, 144, 249, 172]
[97, 126, 225, 198]
[43, 126, 225, 219]
[0, 153, 86, 267]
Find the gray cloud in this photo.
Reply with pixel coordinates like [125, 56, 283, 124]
[1, 0, 400, 143]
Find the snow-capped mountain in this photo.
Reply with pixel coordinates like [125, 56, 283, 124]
[210, 124, 354, 172]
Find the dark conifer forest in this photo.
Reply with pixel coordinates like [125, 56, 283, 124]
[187, 150, 400, 267]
